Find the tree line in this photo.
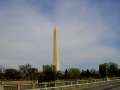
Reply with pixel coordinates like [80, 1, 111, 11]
[0, 62, 119, 82]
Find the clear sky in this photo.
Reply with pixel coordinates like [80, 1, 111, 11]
[0, 0, 120, 70]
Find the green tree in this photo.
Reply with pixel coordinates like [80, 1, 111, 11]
[90, 69, 99, 78]
[80, 70, 86, 79]
[108, 62, 118, 77]
[4, 68, 21, 80]
[64, 69, 69, 79]
[118, 69, 120, 76]
[38, 72, 45, 83]
[28, 68, 38, 80]
[99, 62, 118, 78]
[99, 63, 108, 78]
[42, 65, 57, 82]
[0, 72, 4, 80]
[57, 71, 64, 80]
[86, 69, 91, 78]
[19, 64, 38, 80]
[68, 68, 80, 79]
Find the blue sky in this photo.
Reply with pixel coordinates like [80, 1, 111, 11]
[0, 0, 120, 70]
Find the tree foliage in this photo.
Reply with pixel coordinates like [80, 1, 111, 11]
[42, 65, 57, 82]
[4, 68, 21, 80]
[0, 62, 119, 81]
[67, 68, 80, 79]
[99, 62, 119, 78]
[19, 64, 38, 80]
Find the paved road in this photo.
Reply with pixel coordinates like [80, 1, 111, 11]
[82, 82, 120, 90]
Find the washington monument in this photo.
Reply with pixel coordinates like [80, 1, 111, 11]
[53, 27, 60, 71]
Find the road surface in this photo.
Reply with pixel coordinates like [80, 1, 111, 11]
[82, 81, 120, 90]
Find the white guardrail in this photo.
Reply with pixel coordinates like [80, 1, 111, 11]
[26, 79, 120, 90]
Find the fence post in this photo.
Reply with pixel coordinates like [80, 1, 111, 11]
[54, 82, 56, 87]
[86, 81, 88, 88]
[32, 81, 36, 89]
[0, 81, 4, 90]
[45, 83, 47, 88]
[17, 83, 20, 90]
[0, 85, 4, 90]
[61, 87, 63, 90]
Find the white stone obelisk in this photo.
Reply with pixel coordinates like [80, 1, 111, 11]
[53, 27, 60, 71]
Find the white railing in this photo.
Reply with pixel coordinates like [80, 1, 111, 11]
[1, 78, 120, 90]
[27, 79, 120, 90]
[3, 84, 33, 90]
[37, 79, 102, 88]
